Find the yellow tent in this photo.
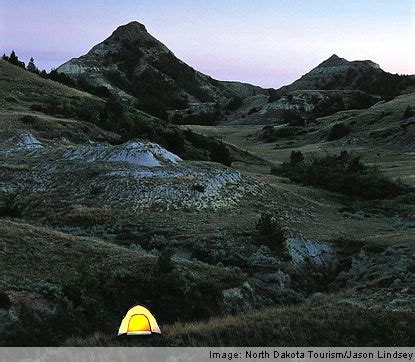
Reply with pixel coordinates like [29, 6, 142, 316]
[118, 305, 161, 336]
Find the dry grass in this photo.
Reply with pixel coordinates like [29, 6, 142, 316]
[65, 299, 415, 347]
[67, 204, 114, 225]
[183, 101, 415, 248]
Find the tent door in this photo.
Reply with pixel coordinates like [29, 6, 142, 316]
[127, 314, 151, 335]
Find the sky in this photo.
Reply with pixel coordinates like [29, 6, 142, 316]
[0, 0, 414, 88]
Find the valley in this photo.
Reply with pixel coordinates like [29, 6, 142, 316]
[0, 21, 414, 347]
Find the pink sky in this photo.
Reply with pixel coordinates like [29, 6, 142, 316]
[1, 0, 413, 88]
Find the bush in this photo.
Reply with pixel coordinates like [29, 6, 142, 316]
[254, 213, 285, 250]
[101, 95, 125, 124]
[290, 150, 304, 164]
[172, 111, 219, 126]
[272, 151, 409, 200]
[313, 95, 346, 117]
[403, 106, 414, 119]
[268, 89, 282, 103]
[280, 109, 305, 127]
[209, 142, 232, 166]
[327, 122, 351, 141]
[226, 96, 243, 111]
[262, 126, 299, 142]
[48, 69, 77, 87]
[20, 115, 38, 125]
[136, 97, 168, 120]
[158, 249, 174, 274]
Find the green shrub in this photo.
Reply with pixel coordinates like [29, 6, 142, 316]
[272, 151, 409, 200]
[327, 122, 351, 141]
[248, 107, 259, 115]
[403, 106, 414, 119]
[172, 111, 219, 126]
[226, 96, 243, 111]
[254, 213, 285, 250]
[209, 142, 232, 166]
[158, 249, 174, 274]
[280, 109, 305, 127]
[262, 126, 299, 142]
[313, 95, 346, 117]
[268, 89, 282, 103]
[290, 150, 304, 164]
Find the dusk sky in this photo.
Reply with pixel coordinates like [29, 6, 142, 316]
[1, 0, 414, 88]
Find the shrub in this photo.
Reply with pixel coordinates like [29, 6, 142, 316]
[163, 130, 185, 154]
[136, 97, 168, 120]
[254, 213, 285, 250]
[280, 109, 305, 127]
[262, 126, 299, 142]
[403, 106, 414, 119]
[20, 115, 38, 124]
[158, 249, 174, 274]
[77, 99, 101, 123]
[290, 150, 304, 164]
[327, 122, 351, 141]
[0, 291, 11, 309]
[268, 89, 282, 103]
[313, 95, 346, 117]
[272, 151, 409, 200]
[0, 197, 22, 218]
[248, 107, 259, 115]
[101, 95, 125, 124]
[172, 111, 219, 126]
[226, 96, 243, 111]
[48, 69, 77, 87]
[209, 142, 232, 166]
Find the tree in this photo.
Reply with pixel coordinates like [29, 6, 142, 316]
[7, 51, 25, 68]
[27, 57, 39, 74]
[9, 51, 19, 66]
[254, 213, 286, 250]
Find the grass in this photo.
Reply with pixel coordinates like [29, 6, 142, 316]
[0, 219, 246, 346]
[65, 298, 415, 346]
[1, 57, 414, 348]
[272, 151, 410, 200]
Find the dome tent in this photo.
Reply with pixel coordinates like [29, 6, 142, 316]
[118, 305, 161, 336]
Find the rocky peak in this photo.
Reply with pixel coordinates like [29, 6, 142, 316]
[116, 21, 147, 33]
[360, 60, 381, 70]
[317, 54, 350, 68]
[105, 21, 158, 45]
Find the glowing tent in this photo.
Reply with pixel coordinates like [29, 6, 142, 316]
[118, 305, 161, 336]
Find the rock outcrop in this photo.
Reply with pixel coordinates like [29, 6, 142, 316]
[57, 21, 264, 115]
[279, 54, 414, 97]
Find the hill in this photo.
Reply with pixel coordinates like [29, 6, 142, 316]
[0, 59, 265, 167]
[57, 21, 265, 121]
[280, 54, 415, 97]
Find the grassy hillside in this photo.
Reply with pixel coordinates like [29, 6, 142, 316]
[1, 56, 414, 348]
[0, 219, 246, 346]
[67, 299, 415, 346]
[0, 59, 265, 167]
